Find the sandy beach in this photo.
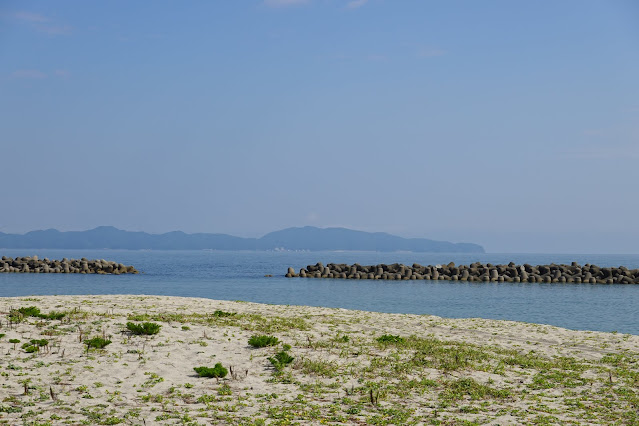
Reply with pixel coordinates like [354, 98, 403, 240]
[0, 295, 637, 425]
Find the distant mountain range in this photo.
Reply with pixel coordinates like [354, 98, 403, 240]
[0, 226, 484, 253]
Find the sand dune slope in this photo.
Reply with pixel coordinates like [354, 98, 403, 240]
[0, 295, 637, 425]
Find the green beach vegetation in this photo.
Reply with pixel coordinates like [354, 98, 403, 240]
[248, 335, 279, 348]
[126, 322, 161, 335]
[0, 296, 637, 425]
[194, 364, 228, 379]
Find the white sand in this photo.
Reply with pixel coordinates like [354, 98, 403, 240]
[0, 295, 637, 425]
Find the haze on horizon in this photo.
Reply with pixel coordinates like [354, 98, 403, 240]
[1, 1, 638, 254]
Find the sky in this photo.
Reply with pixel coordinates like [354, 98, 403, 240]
[1, 0, 638, 253]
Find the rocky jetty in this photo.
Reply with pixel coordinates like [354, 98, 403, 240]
[286, 262, 639, 284]
[0, 256, 138, 274]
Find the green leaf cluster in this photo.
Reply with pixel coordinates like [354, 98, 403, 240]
[10, 306, 65, 322]
[248, 335, 279, 348]
[268, 351, 294, 371]
[376, 334, 405, 344]
[85, 337, 112, 349]
[126, 322, 161, 335]
[194, 363, 228, 378]
[21, 339, 48, 353]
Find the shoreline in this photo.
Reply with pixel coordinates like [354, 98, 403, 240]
[0, 295, 637, 424]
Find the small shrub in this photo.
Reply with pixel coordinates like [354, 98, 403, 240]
[9, 339, 20, 350]
[299, 358, 338, 377]
[0, 405, 22, 413]
[85, 337, 112, 350]
[0, 334, 5, 339]
[194, 363, 228, 379]
[197, 394, 216, 403]
[12, 307, 65, 321]
[218, 384, 232, 395]
[18, 306, 41, 317]
[248, 335, 279, 348]
[212, 310, 236, 317]
[268, 351, 294, 371]
[376, 334, 405, 344]
[23, 345, 37, 353]
[44, 312, 66, 320]
[335, 335, 350, 343]
[126, 322, 161, 335]
[22, 339, 48, 353]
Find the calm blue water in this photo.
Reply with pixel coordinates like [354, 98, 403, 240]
[1, 250, 638, 335]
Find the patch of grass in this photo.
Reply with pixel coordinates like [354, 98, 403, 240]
[334, 334, 350, 343]
[10, 306, 66, 322]
[21, 339, 48, 353]
[600, 352, 636, 367]
[0, 405, 22, 413]
[23, 344, 38, 353]
[126, 322, 161, 335]
[128, 310, 309, 332]
[440, 377, 511, 403]
[529, 369, 588, 389]
[269, 351, 295, 371]
[298, 358, 339, 377]
[366, 406, 416, 425]
[140, 393, 164, 403]
[85, 337, 112, 350]
[142, 372, 165, 387]
[367, 335, 492, 376]
[218, 383, 232, 395]
[194, 363, 228, 378]
[17, 306, 42, 317]
[43, 311, 66, 320]
[376, 335, 405, 344]
[213, 310, 236, 317]
[248, 335, 279, 348]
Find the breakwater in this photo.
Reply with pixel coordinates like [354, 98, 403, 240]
[286, 262, 639, 284]
[0, 256, 138, 274]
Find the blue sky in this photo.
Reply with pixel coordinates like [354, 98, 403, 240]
[1, 0, 638, 253]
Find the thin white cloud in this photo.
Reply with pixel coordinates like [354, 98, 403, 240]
[12, 11, 49, 23]
[346, 0, 368, 9]
[11, 70, 47, 79]
[37, 25, 72, 36]
[8, 11, 72, 35]
[264, 0, 309, 7]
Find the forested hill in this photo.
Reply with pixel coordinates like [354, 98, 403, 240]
[0, 226, 484, 253]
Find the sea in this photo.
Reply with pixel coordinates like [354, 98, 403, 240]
[1, 250, 638, 335]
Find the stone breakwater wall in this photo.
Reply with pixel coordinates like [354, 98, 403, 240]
[0, 256, 138, 274]
[286, 262, 639, 284]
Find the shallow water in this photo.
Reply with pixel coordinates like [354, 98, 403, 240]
[1, 250, 638, 334]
